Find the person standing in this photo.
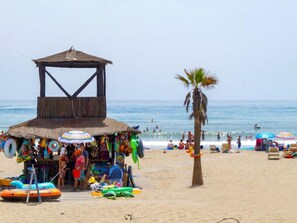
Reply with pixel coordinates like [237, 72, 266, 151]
[227, 134, 232, 150]
[237, 135, 241, 149]
[73, 149, 85, 191]
[58, 149, 68, 189]
[217, 132, 220, 141]
[182, 132, 186, 141]
[79, 143, 89, 188]
[188, 131, 193, 142]
[201, 130, 205, 141]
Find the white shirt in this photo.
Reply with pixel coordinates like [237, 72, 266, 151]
[60, 146, 67, 156]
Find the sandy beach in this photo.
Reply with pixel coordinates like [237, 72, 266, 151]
[0, 149, 296, 223]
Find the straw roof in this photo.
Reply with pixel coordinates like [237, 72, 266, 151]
[33, 48, 112, 68]
[7, 117, 139, 139]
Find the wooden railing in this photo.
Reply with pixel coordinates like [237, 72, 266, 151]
[37, 97, 106, 118]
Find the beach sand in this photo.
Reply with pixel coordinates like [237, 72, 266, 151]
[0, 149, 297, 223]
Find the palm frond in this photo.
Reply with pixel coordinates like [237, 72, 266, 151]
[189, 111, 194, 120]
[201, 72, 218, 89]
[184, 69, 194, 87]
[185, 95, 191, 113]
[194, 68, 204, 88]
[175, 74, 190, 88]
[201, 92, 208, 114]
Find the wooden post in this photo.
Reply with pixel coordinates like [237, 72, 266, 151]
[103, 66, 106, 97]
[96, 66, 104, 97]
[39, 66, 46, 97]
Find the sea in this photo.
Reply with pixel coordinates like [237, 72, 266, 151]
[1, 100, 297, 149]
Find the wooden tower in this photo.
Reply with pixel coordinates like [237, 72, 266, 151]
[33, 48, 112, 119]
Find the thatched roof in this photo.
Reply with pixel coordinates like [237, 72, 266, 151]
[7, 117, 139, 139]
[33, 48, 112, 68]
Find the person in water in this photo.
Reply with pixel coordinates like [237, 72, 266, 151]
[227, 134, 232, 150]
[237, 135, 241, 149]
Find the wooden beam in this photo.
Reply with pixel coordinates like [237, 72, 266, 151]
[103, 66, 106, 97]
[39, 66, 46, 97]
[72, 71, 98, 99]
[96, 67, 104, 97]
[44, 69, 72, 99]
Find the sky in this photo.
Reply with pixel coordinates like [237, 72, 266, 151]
[1, 0, 297, 101]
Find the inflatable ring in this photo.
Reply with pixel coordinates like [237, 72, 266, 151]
[137, 138, 144, 158]
[190, 153, 203, 158]
[48, 140, 59, 152]
[130, 137, 138, 164]
[4, 138, 17, 158]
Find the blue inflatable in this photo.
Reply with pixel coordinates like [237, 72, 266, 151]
[10, 180, 56, 190]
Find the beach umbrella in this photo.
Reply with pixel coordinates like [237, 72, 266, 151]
[58, 130, 94, 144]
[255, 132, 275, 139]
[275, 132, 295, 140]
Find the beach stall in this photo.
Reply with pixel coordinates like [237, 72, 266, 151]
[4, 48, 142, 188]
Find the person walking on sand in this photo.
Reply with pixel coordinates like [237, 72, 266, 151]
[237, 135, 241, 149]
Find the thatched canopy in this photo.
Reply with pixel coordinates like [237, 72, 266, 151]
[33, 48, 112, 68]
[7, 117, 139, 140]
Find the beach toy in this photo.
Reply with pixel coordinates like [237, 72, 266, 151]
[137, 138, 144, 158]
[10, 180, 56, 190]
[4, 138, 17, 158]
[91, 188, 141, 197]
[40, 138, 47, 147]
[103, 191, 116, 199]
[130, 135, 139, 164]
[16, 155, 23, 163]
[186, 146, 193, 154]
[0, 188, 61, 201]
[48, 140, 59, 152]
[190, 153, 203, 158]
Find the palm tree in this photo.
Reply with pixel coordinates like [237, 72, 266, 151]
[176, 68, 218, 187]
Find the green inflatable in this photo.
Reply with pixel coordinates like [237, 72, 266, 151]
[130, 135, 139, 164]
[102, 187, 134, 199]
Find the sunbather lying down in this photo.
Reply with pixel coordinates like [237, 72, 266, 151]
[223, 149, 240, 153]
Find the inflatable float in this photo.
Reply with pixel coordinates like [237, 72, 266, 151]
[91, 187, 141, 197]
[137, 138, 144, 158]
[10, 180, 56, 190]
[4, 138, 17, 158]
[0, 188, 61, 201]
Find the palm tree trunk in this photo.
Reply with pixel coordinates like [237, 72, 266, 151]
[192, 89, 204, 187]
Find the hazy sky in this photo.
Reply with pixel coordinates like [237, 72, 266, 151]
[1, 0, 297, 101]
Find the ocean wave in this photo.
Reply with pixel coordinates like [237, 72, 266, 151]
[0, 106, 36, 110]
